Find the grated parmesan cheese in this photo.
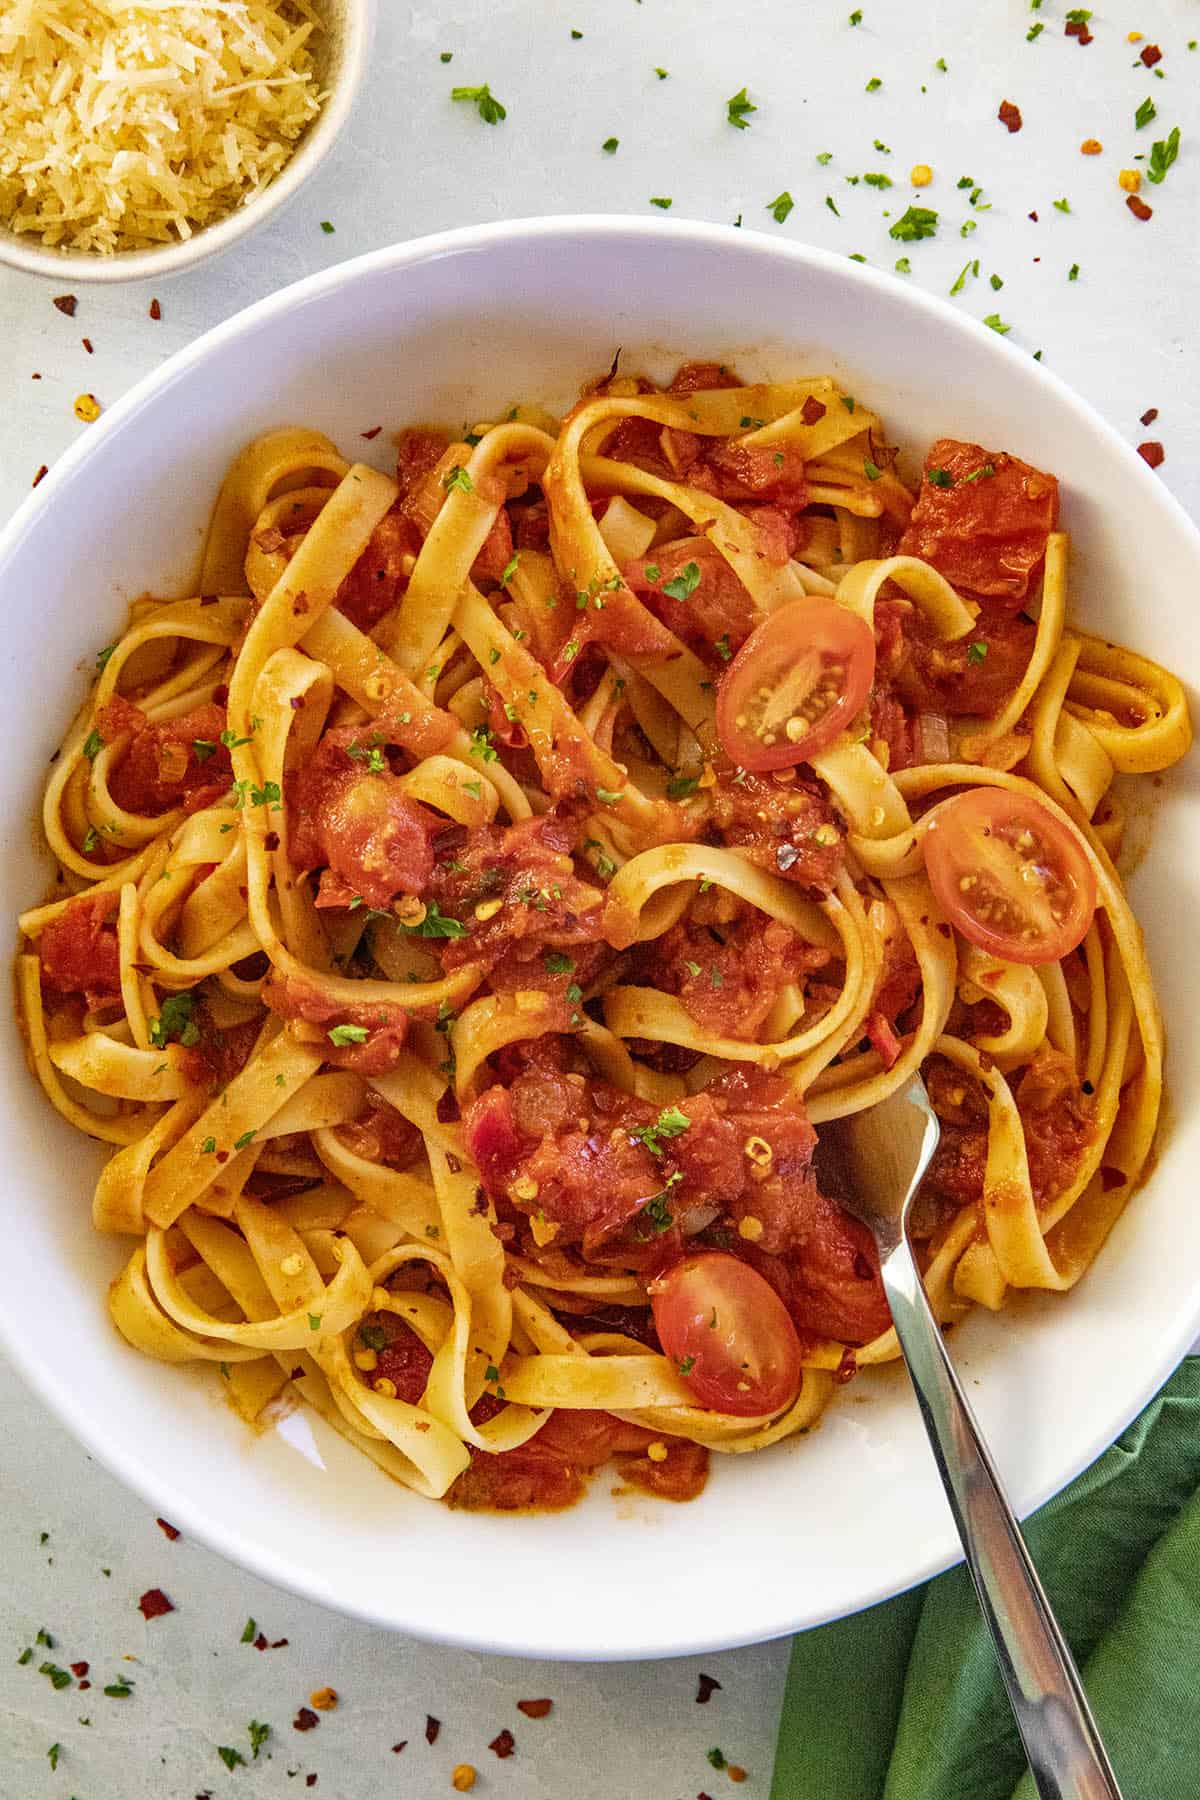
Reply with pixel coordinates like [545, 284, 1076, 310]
[0, 1, 327, 254]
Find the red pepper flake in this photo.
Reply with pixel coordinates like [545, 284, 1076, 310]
[270, 1639, 289, 1649]
[82, 337, 94, 354]
[360, 425, 383, 439]
[799, 396, 826, 426]
[254, 1633, 269, 1651]
[998, 100, 1022, 133]
[138, 1588, 175, 1619]
[155, 1517, 180, 1540]
[425, 1715, 441, 1744]
[1100, 1165, 1128, 1190]
[32, 464, 48, 487]
[306, 1779, 317, 1789]
[516, 1698, 553, 1719]
[1028, 210, 1039, 222]
[70, 1662, 89, 1678]
[696, 1674, 723, 1705]
[729, 1769, 748, 1785]
[1126, 194, 1153, 221]
[1140, 43, 1162, 66]
[53, 294, 78, 316]
[149, 297, 162, 321]
[263, 832, 281, 853]
[1138, 441, 1165, 469]
[391, 1741, 408, 1754]
[31, 371, 41, 379]
[78, 1680, 91, 1690]
[1065, 19, 1093, 43]
[293, 1708, 319, 1732]
[489, 1728, 516, 1759]
[1140, 407, 1159, 426]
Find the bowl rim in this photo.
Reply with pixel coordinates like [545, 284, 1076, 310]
[0, 0, 377, 284]
[3, 214, 1199, 1657]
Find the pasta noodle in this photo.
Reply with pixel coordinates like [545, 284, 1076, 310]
[17, 359, 1190, 1513]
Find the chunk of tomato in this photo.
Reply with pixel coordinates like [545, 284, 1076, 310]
[650, 1252, 803, 1417]
[922, 787, 1096, 964]
[716, 601, 875, 772]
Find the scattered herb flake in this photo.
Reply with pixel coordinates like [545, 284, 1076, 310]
[726, 87, 757, 129]
[602, 136, 619, 153]
[982, 313, 1012, 334]
[451, 83, 507, 125]
[768, 190, 794, 223]
[1147, 127, 1180, 184]
[890, 205, 938, 241]
[649, 196, 673, 209]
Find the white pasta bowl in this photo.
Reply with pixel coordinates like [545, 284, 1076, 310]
[1, 217, 1198, 1660]
[0, 0, 375, 283]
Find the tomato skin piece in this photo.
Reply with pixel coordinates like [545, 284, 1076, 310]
[716, 602, 876, 773]
[649, 1253, 803, 1417]
[922, 787, 1097, 965]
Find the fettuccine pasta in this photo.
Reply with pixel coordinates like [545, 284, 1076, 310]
[17, 360, 1190, 1512]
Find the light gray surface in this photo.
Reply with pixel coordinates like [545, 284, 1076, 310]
[1, 3, 1197, 1795]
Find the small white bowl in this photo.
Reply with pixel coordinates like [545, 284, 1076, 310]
[0, 0, 375, 284]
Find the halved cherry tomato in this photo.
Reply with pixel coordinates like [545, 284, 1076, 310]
[649, 1252, 803, 1417]
[922, 787, 1097, 965]
[716, 600, 876, 772]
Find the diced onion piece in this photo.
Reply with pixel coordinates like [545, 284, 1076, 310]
[598, 497, 658, 566]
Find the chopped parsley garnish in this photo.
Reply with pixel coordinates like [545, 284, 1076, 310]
[678, 1354, 696, 1376]
[710, 966, 724, 988]
[890, 205, 938, 241]
[218, 1747, 246, 1771]
[39, 1662, 72, 1689]
[328, 1023, 369, 1045]
[192, 738, 217, 761]
[308, 1314, 322, 1332]
[863, 171, 892, 189]
[583, 838, 617, 879]
[865, 75, 882, 91]
[250, 780, 280, 807]
[990, 273, 1003, 291]
[469, 723, 498, 762]
[359, 1324, 388, 1352]
[240, 1617, 257, 1643]
[595, 786, 624, 806]
[714, 634, 732, 662]
[451, 83, 507, 125]
[816, 151, 833, 166]
[48, 1744, 62, 1770]
[82, 824, 98, 853]
[440, 51, 452, 62]
[863, 459, 883, 481]
[401, 900, 467, 939]
[824, 195, 840, 217]
[967, 641, 988, 664]
[442, 463, 474, 494]
[639, 1172, 682, 1236]
[82, 727, 104, 761]
[643, 563, 662, 583]
[768, 190, 794, 223]
[633, 1105, 691, 1156]
[462, 780, 482, 800]
[982, 314, 1011, 335]
[666, 775, 699, 799]
[1135, 96, 1157, 130]
[96, 643, 116, 670]
[649, 196, 673, 209]
[1052, 197, 1071, 213]
[849, 7, 862, 21]
[500, 550, 520, 584]
[1147, 127, 1180, 185]
[220, 726, 253, 748]
[726, 87, 756, 129]
[840, 395, 855, 412]
[964, 462, 996, 482]
[961, 220, 977, 237]
[708, 1748, 729, 1770]
[1027, 21, 1044, 38]
[661, 561, 701, 600]
[544, 952, 574, 974]
[103, 1676, 134, 1697]
[655, 66, 669, 79]
[232, 1130, 255, 1151]
[249, 1720, 270, 1760]
[320, 220, 335, 234]
[927, 469, 955, 490]
[148, 991, 200, 1050]
[602, 136, 619, 153]
[1069, 263, 1080, 281]
[200, 1136, 216, 1155]
[488, 648, 501, 665]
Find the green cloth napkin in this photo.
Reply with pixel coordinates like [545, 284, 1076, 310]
[771, 1356, 1200, 1800]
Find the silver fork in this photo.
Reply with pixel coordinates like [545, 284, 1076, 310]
[835, 1073, 1123, 1800]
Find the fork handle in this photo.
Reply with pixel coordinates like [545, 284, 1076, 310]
[881, 1239, 1123, 1800]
